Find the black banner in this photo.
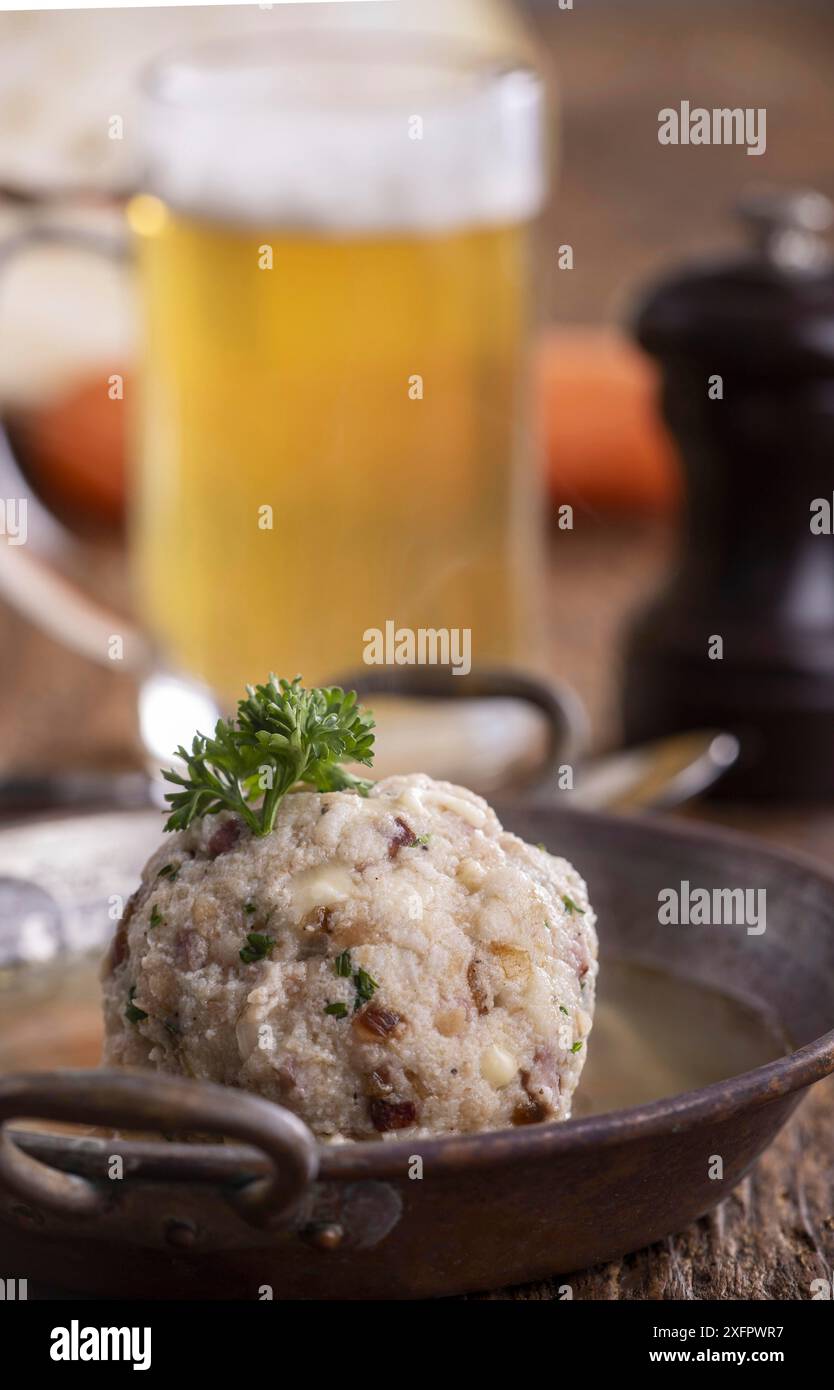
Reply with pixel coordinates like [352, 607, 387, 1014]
[1, 1294, 824, 1375]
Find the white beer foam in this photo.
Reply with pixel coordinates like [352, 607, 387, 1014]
[141, 37, 545, 233]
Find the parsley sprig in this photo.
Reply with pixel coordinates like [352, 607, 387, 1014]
[162, 675, 375, 837]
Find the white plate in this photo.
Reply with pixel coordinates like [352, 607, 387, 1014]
[0, 810, 162, 967]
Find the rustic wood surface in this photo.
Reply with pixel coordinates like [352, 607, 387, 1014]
[0, 0, 832, 1303]
[485, 1082, 834, 1302]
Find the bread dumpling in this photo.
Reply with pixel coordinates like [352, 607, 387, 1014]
[102, 774, 598, 1140]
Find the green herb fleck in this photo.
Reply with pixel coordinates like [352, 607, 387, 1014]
[414, 834, 431, 846]
[163, 1019, 181, 1037]
[559, 1004, 570, 1016]
[324, 1001, 349, 1019]
[162, 675, 376, 838]
[562, 895, 585, 916]
[353, 967, 379, 1012]
[570, 1040, 583, 1053]
[331, 951, 380, 1011]
[157, 863, 179, 881]
[244, 901, 257, 915]
[125, 986, 148, 1024]
[334, 950, 353, 978]
[240, 932, 275, 964]
[537, 842, 547, 852]
[149, 905, 163, 928]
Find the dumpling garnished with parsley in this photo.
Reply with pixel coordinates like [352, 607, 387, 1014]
[102, 677, 598, 1139]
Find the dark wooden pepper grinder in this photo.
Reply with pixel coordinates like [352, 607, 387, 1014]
[622, 188, 834, 799]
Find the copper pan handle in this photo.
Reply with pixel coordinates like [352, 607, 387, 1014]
[0, 1069, 318, 1228]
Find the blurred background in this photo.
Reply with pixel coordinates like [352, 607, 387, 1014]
[0, 0, 832, 832]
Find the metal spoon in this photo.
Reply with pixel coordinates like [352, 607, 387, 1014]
[565, 730, 740, 813]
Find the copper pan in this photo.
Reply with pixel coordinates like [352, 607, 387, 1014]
[1, 671, 832, 1297]
[2, 800, 833, 1299]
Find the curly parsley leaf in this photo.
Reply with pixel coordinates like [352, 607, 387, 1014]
[162, 675, 375, 837]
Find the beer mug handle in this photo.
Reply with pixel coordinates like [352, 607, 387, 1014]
[0, 217, 153, 673]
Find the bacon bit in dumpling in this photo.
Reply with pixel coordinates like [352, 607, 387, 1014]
[467, 957, 493, 1015]
[512, 1068, 551, 1126]
[273, 1061, 298, 1096]
[388, 816, 417, 859]
[103, 886, 147, 976]
[174, 928, 208, 972]
[107, 914, 130, 974]
[207, 818, 242, 859]
[369, 1097, 417, 1131]
[352, 1005, 403, 1042]
[511, 1098, 547, 1126]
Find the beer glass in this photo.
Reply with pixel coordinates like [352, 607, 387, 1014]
[0, 32, 548, 765]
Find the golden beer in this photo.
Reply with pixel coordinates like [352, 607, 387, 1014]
[132, 40, 544, 704]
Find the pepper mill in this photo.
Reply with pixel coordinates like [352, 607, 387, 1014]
[622, 188, 834, 799]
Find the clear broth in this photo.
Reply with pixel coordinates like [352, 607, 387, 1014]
[575, 958, 788, 1117]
